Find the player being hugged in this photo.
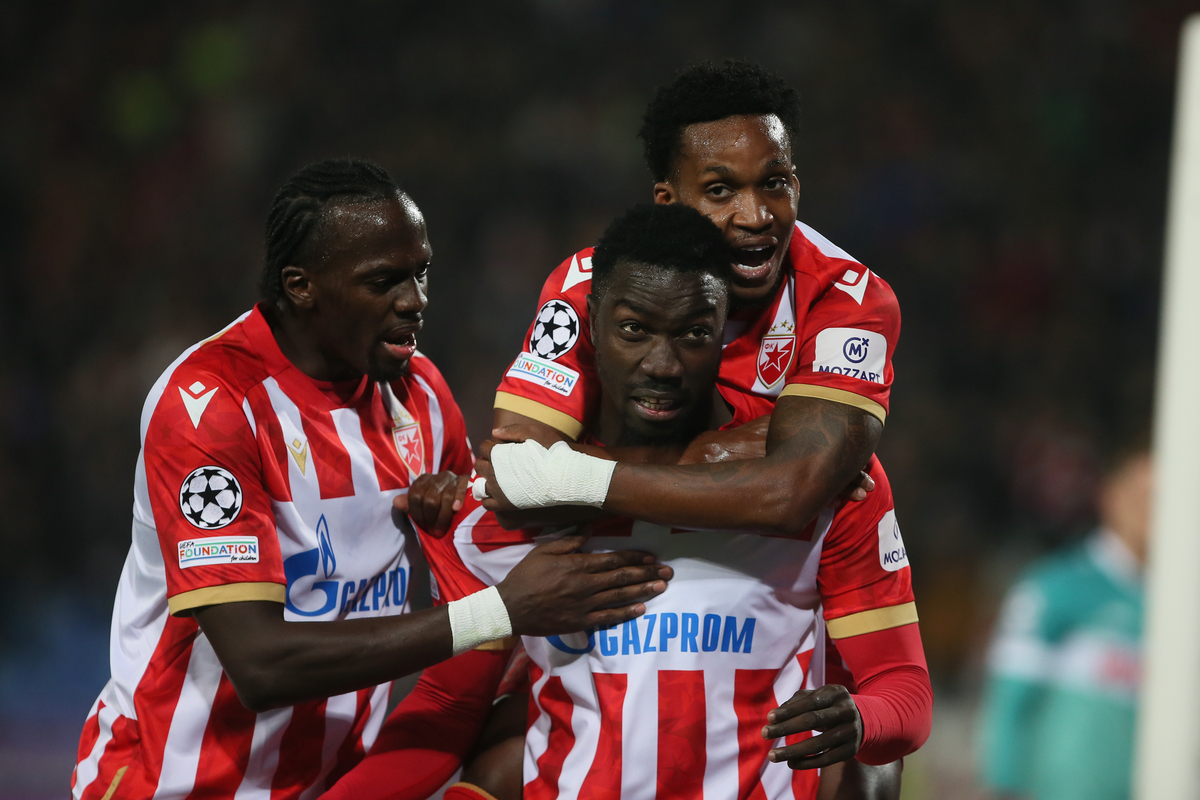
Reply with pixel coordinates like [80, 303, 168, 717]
[416, 204, 931, 800]
[70, 160, 673, 799]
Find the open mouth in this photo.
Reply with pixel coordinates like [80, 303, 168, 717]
[731, 243, 778, 283]
[631, 394, 685, 421]
[380, 331, 417, 360]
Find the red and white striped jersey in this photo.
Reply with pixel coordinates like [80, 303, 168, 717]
[72, 306, 473, 800]
[420, 459, 916, 800]
[495, 220, 901, 437]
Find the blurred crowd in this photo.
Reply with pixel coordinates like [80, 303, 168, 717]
[0, 0, 1192, 795]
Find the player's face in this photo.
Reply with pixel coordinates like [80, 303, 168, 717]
[654, 114, 799, 307]
[304, 196, 431, 382]
[589, 262, 727, 445]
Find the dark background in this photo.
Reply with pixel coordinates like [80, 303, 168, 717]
[0, 1, 1189, 795]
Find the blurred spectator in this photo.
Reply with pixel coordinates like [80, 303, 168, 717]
[976, 442, 1151, 800]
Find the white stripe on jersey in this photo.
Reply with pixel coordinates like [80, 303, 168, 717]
[795, 221, 859, 264]
[72, 701, 120, 799]
[331, 407, 383, 494]
[154, 636, 224, 798]
[234, 706, 293, 800]
[413, 374, 445, 470]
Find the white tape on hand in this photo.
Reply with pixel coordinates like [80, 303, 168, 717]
[471, 476, 489, 501]
[489, 440, 616, 509]
[447, 585, 513, 655]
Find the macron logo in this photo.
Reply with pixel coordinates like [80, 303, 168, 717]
[561, 255, 593, 292]
[179, 381, 218, 428]
[833, 268, 871, 305]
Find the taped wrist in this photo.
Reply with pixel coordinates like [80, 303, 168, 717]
[447, 586, 512, 655]
[490, 440, 616, 508]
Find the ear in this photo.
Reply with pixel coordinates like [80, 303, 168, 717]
[280, 266, 316, 310]
[586, 293, 598, 346]
[652, 182, 676, 205]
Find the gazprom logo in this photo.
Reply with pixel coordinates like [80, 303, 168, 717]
[283, 514, 409, 619]
[318, 516, 336, 578]
[548, 612, 756, 656]
[843, 337, 869, 363]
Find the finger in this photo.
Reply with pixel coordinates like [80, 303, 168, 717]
[533, 534, 588, 555]
[480, 440, 496, 459]
[583, 603, 648, 628]
[763, 705, 856, 739]
[785, 742, 859, 771]
[768, 726, 858, 763]
[859, 471, 875, 492]
[587, 564, 674, 593]
[393, 493, 410, 513]
[434, 482, 459, 533]
[490, 426, 527, 443]
[577, 549, 663, 574]
[586, 580, 669, 609]
[454, 474, 469, 511]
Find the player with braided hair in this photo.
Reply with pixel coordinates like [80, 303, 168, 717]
[70, 159, 673, 798]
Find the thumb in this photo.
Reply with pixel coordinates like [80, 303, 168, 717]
[490, 425, 528, 443]
[393, 493, 410, 512]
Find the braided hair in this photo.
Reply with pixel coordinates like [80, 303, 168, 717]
[638, 60, 802, 182]
[260, 159, 401, 304]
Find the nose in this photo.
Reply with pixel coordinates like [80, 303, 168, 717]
[731, 190, 773, 233]
[640, 336, 684, 382]
[395, 276, 428, 316]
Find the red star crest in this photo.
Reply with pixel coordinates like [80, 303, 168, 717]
[756, 334, 796, 388]
[391, 407, 425, 479]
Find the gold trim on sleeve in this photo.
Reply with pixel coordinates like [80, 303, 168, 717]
[493, 392, 584, 440]
[826, 602, 918, 639]
[780, 384, 887, 424]
[476, 636, 521, 651]
[168, 582, 286, 616]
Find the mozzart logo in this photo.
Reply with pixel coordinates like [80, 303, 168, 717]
[812, 328, 887, 383]
[178, 536, 259, 569]
[506, 351, 580, 397]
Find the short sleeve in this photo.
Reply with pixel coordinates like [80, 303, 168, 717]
[420, 496, 537, 606]
[143, 368, 285, 616]
[493, 251, 600, 440]
[817, 458, 917, 639]
[782, 269, 901, 424]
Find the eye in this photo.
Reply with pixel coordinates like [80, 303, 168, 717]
[764, 176, 789, 191]
[680, 326, 712, 341]
[619, 321, 644, 335]
[415, 263, 430, 280]
[705, 184, 732, 198]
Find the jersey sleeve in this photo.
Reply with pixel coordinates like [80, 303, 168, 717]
[142, 367, 285, 616]
[420, 496, 537, 606]
[817, 458, 917, 639]
[782, 268, 901, 424]
[493, 250, 600, 440]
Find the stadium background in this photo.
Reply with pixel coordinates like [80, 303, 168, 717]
[0, 1, 1190, 796]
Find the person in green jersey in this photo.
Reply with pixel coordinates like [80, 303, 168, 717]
[976, 442, 1151, 800]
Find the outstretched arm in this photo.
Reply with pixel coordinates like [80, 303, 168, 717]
[195, 536, 671, 712]
[481, 396, 881, 537]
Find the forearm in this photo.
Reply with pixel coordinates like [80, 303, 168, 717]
[836, 623, 933, 765]
[197, 601, 455, 712]
[816, 760, 903, 800]
[598, 397, 877, 536]
[322, 649, 511, 800]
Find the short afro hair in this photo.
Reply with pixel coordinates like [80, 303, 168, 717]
[591, 204, 732, 300]
[261, 158, 402, 304]
[638, 59, 802, 182]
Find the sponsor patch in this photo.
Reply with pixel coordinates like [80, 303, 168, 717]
[179, 535, 260, 568]
[529, 299, 580, 360]
[506, 352, 580, 397]
[877, 509, 909, 571]
[179, 466, 244, 529]
[812, 328, 887, 383]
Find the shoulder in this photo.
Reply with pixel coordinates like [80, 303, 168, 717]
[538, 247, 596, 310]
[141, 311, 269, 437]
[789, 221, 898, 311]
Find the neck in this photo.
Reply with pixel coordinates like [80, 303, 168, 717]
[260, 302, 361, 383]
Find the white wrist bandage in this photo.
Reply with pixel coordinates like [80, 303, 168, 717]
[490, 440, 616, 509]
[447, 585, 512, 655]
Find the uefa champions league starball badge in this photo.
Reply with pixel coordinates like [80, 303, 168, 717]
[530, 299, 580, 360]
[179, 466, 244, 530]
